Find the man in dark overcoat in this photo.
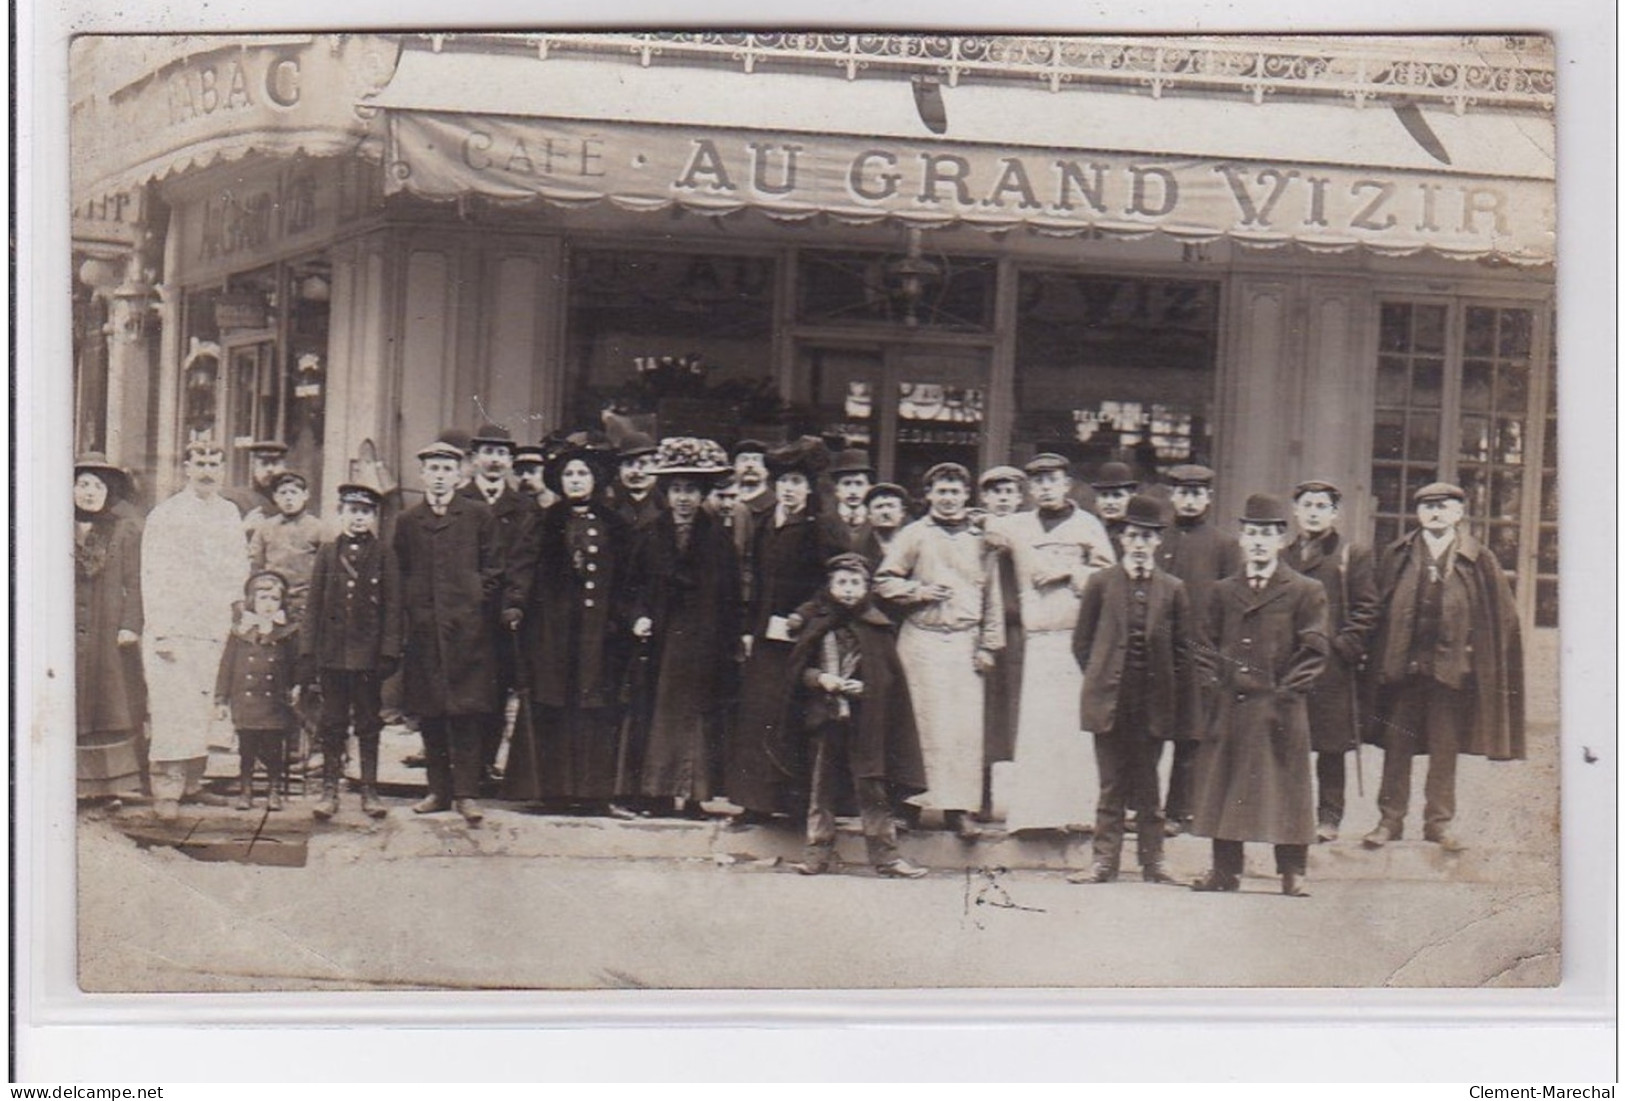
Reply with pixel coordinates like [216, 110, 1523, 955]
[819, 449, 878, 558]
[1362, 482, 1524, 853]
[1282, 479, 1380, 842]
[607, 432, 665, 531]
[1068, 494, 1198, 885]
[459, 422, 538, 786]
[1156, 463, 1244, 835]
[394, 441, 503, 825]
[1190, 494, 1329, 897]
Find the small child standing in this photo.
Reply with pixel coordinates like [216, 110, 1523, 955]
[249, 471, 324, 625]
[786, 553, 930, 879]
[214, 571, 300, 811]
[300, 484, 402, 820]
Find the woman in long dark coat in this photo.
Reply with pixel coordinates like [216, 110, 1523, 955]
[503, 444, 632, 812]
[626, 439, 743, 816]
[727, 438, 841, 821]
[73, 454, 145, 800]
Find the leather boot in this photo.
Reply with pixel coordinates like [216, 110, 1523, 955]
[312, 778, 339, 820]
[359, 738, 387, 819]
[235, 765, 254, 811]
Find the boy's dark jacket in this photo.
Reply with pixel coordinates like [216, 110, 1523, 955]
[772, 592, 927, 795]
[300, 533, 404, 671]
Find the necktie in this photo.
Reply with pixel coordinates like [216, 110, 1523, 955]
[1250, 575, 1265, 592]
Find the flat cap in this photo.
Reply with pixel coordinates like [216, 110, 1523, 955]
[336, 483, 383, 508]
[512, 444, 547, 468]
[1413, 481, 1466, 504]
[1292, 479, 1342, 502]
[416, 440, 465, 463]
[245, 440, 288, 456]
[864, 482, 909, 506]
[978, 465, 1027, 489]
[824, 552, 874, 578]
[271, 471, 308, 492]
[1023, 453, 1072, 476]
[1167, 464, 1216, 487]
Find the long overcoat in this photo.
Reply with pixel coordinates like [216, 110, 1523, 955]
[74, 512, 145, 734]
[779, 594, 928, 798]
[1191, 565, 1329, 846]
[729, 507, 844, 813]
[459, 481, 537, 690]
[1157, 516, 1243, 628]
[627, 510, 743, 797]
[301, 533, 404, 672]
[214, 621, 299, 731]
[506, 499, 634, 711]
[392, 495, 502, 718]
[1073, 565, 1200, 742]
[1281, 530, 1380, 754]
[1368, 529, 1524, 760]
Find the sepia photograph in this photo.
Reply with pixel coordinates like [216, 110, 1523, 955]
[59, 26, 1569, 1003]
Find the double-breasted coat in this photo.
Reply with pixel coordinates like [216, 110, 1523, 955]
[626, 510, 743, 799]
[505, 499, 634, 711]
[730, 506, 845, 813]
[1281, 530, 1380, 754]
[1157, 516, 1244, 629]
[300, 532, 404, 672]
[392, 495, 503, 719]
[1368, 529, 1525, 761]
[214, 620, 299, 731]
[1191, 565, 1329, 845]
[75, 512, 145, 735]
[1073, 565, 1201, 742]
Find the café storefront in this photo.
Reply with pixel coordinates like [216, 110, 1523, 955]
[71, 33, 1558, 635]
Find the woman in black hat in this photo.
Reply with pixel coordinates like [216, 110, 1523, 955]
[727, 436, 841, 822]
[623, 439, 744, 817]
[503, 442, 634, 815]
[73, 454, 146, 801]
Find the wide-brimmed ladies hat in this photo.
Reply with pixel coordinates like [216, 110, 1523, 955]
[543, 441, 616, 497]
[73, 452, 131, 502]
[765, 436, 831, 480]
[651, 437, 732, 479]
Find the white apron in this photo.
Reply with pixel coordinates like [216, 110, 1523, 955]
[897, 623, 984, 814]
[1003, 629, 1097, 831]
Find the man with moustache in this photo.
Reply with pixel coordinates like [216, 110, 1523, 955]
[1089, 461, 1138, 556]
[141, 439, 250, 818]
[608, 432, 664, 531]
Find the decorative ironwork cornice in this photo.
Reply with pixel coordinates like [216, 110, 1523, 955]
[414, 32, 1554, 115]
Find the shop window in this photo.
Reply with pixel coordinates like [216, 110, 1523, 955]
[566, 248, 778, 437]
[1013, 272, 1219, 479]
[1370, 299, 1553, 626]
[798, 248, 995, 331]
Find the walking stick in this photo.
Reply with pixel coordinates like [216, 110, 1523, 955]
[1340, 541, 1365, 799]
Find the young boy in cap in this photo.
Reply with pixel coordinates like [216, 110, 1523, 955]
[1156, 463, 1243, 836]
[301, 484, 404, 819]
[249, 471, 323, 624]
[1363, 483, 1524, 853]
[787, 553, 930, 878]
[1189, 494, 1328, 897]
[394, 441, 503, 826]
[1282, 480, 1380, 842]
[993, 454, 1116, 835]
[215, 571, 300, 812]
[874, 462, 1005, 840]
[1068, 494, 1196, 884]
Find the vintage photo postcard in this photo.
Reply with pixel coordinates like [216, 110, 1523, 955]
[62, 29, 1564, 997]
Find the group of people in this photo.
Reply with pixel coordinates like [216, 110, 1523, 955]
[73, 423, 1525, 893]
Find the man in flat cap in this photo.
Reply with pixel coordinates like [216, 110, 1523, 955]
[393, 440, 503, 826]
[1363, 483, 1524, 853]
[225, 440, 289, 540]
[512, 444, 554, 511]
[993, 454, 1116, 835]
[1190, 494, 1328, 897]
[1282, 479, 1380, 842]
[1155, 462, 1243, 836]
[141, 439, 250, 817]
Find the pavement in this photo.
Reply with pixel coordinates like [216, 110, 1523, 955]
[77, 720, 1561, 992]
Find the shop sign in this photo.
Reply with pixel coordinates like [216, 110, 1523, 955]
[386, 111, 1554, 264]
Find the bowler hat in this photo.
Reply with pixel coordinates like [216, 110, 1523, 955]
[1122, 494, 1169, 530]
[73, 453, 131, 502]
[865, 482, 909, 506]
[978, 465, 1027, 490]
[436, 428, 473, 455]
[617, 431, 659, 460]
[1024, 453, 1072, 477]
[1240, 493, 1292, 526]
[336, 483, 383, 509]
[1090, 461, 1137, 490]
[1413, 481, 1466, 504]
[828, 449, 876, 479]
[1292, 479, 1342, 503]
[1167, 464, 1216, 487]
[470, 423, 516, 450]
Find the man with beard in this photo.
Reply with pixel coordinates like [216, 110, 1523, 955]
[141, 439, 250, 818]
[225, 440, 288, 540]
[512, 444, 554, 510]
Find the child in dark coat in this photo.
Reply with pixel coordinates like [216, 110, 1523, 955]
[786, 553, 930, 879]
[215, 571, 300, 811]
